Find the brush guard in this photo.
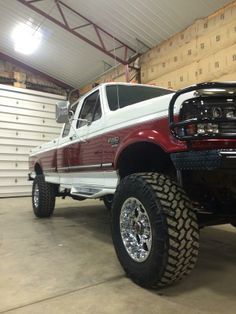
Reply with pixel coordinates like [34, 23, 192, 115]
[169, 82, 236, 141]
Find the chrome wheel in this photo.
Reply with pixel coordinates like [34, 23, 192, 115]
[33, 183, 39, 208]
[119, 197, 152, 262]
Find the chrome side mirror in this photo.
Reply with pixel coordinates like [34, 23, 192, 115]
[55, 101, 70, 123]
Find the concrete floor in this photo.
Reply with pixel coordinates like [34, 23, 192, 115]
[0, 197, 235, 314]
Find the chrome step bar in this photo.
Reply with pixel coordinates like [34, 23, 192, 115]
[70, 186, 115, 199]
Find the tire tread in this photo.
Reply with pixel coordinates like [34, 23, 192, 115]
[32, 175, 55, 218]
[112, 172, 199, 288]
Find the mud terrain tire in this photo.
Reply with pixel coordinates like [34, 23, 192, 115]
[111, 172, 199, 288]
[32, 175, 56, 218]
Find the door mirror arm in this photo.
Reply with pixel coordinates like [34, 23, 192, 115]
[76, 118, 91, 126]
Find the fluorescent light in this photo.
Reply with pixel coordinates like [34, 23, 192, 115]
[12, 20, 42, 55]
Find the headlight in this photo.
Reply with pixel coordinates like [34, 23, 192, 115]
[212, 107, 222, 118]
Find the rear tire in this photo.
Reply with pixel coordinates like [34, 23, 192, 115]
[103, 194, 114, 210]
[32, 175, 56, 218]
[111, 172, 199, 288]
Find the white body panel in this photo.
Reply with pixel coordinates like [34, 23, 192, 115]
[31, 84, 193, 156]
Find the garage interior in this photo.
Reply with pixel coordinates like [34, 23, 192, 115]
[0, 0, 235, 313]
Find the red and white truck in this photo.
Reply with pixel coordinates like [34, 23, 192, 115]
[29, 82, 236, 288]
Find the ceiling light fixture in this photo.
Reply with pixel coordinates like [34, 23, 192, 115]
[11, 20, 42, 55]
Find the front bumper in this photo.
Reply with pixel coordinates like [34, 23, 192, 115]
[171, 149, 236, 170]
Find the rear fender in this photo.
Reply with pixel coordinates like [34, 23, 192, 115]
[30, 159, 43, 175]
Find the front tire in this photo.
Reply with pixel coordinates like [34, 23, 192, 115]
[111, 172, 199, 288]
[32, 175, 56, 218]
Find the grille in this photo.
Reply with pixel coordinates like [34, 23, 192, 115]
[219, 122, 236, 134]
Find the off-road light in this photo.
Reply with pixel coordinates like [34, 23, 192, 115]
[197, 123, 219, 134]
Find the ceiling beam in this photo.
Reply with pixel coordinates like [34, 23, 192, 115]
[0, 51, 73, 90]
[17, 0, 136, 65]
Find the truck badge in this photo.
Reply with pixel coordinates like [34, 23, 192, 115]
[108, 136, 120, 146]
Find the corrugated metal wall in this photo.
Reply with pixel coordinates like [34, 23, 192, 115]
[80, 1, 236, 93]
[0, 85, 64, 197]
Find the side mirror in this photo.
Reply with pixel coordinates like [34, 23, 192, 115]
[55, 101, 70, 123]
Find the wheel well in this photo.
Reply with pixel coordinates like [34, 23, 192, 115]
[35, 163, 43, 175]
[116, 142, 175, 179]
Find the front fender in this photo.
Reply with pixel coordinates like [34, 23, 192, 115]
[114, 129, 182, 168]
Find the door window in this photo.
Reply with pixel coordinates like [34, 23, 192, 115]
[77, 91, 102, 128]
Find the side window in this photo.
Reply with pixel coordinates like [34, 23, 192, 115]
[62, 102, 78, 138]
[77, 91, 102, 128]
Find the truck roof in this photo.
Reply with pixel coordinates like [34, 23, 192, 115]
[80, 82, 175, 98]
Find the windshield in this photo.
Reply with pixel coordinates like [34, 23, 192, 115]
[106, 85, 173, 111]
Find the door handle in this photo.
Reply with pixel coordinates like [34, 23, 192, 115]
[69, 134, 76, 140]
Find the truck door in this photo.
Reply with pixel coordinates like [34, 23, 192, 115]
[69, 90, 104, 173]
[57, 102, 79, 185]
[57, 121, 71, 173]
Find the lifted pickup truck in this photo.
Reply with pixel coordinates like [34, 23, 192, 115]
[29, 82, 236, 288]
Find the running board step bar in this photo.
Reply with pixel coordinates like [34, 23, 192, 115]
[70, 186, 115, 199]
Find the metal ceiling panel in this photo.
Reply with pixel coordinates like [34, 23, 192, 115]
[0, 0, 231, 87]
